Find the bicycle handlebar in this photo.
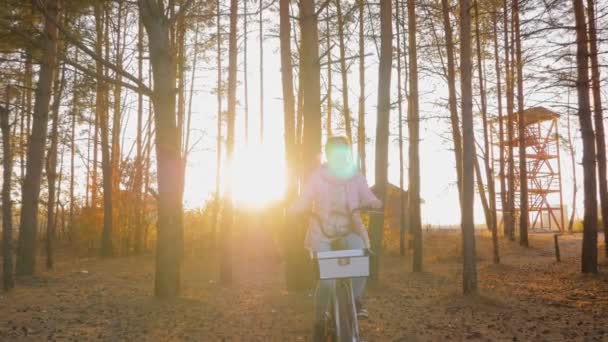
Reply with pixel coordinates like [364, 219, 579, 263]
[350, 206, 384, 215]
[303, 206, 383, 239]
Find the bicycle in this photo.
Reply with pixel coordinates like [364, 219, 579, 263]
[307, 207, 383, 342]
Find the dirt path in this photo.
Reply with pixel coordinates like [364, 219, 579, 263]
[2, 231, 608, 341]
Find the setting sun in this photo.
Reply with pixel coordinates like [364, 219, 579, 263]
[228, 142, 287, 208]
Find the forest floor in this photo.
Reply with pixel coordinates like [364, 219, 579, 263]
[2, 229, 608, 341]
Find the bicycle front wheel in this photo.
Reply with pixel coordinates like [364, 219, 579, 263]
[334, 279, 360, 342]
[314, 313, 337, 342]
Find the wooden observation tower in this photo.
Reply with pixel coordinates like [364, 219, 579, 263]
[490, 107, 565, 232]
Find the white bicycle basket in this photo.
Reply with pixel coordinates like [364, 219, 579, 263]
[316, 249, 369, 280]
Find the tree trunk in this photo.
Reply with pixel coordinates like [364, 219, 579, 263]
[280, 0, 301, 292]
[300, 0, 322, 175]
[474, 2, 491, 228]
[503, 0, 515, 240]
[514, 0, 528, 247]
[572, 0, 598, 274]
[586, 0, 608, 257]
[441, 0, 463, 206]
[143, 63, 154, 252]
[369, 0, 392, 284]
[567, 92, 577, 234]
[111, 1, 124, 197]
[407, 0, 422, 273]
[55, 148, 65, 242]
[243, 0, 249, 143]
[220, 0, 239, 285]
[139, 0, 186, 298]
[95, 3, 114, 258]
[326, 8, 332, 136]
[91, 99, 99, 209]
[134, 15, 145, 254]
[85, 104, 91, 208]
[46, 67, 65, 269]
[69, 50, 78, 239]
[280, 0, 296, 197]
[357, 0, 366, 176]
[212, 0, 223, 251]
[259, 0, 264, 142]
[474, 155, 491, 226]
[184, 24, 199, 163]
[17, 79, 24, 183]
[13, 87, 20, 148]
[460, 0, 478, 294]
[2, 86, 14, 291]
[295, 0, 322, 291]
[395, 0, 406, 257]
[22, 53, 33, 182]
[176, 12, 186, 151]
[336, 0, 352, 143]
[492, 10, 507, 238]
[140, 65, 154, 251]
[475, 1, 498, 263]
[16, 0, 60, 276]
[296, 53, 304, 152]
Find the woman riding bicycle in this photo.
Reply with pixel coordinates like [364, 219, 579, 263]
[289, 136, 382, 337]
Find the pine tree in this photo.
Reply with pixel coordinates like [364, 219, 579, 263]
[16, 0, 61, 276]
[572, 0, 598, 274]
[460, 0, 478, 294]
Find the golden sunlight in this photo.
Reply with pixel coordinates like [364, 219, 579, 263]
[229, 142, 287, 208]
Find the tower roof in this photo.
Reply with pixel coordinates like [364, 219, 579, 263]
[491, 106, 560, 125]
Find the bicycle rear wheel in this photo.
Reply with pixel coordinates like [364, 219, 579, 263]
[334, 279, 360, 342]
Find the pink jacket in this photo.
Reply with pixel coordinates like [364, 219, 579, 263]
[290, 164, 381, 250]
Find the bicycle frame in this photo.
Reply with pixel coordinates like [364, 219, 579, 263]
[314, 248, 362, 342]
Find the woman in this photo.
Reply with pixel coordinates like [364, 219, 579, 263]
[290, 136, 382, 333]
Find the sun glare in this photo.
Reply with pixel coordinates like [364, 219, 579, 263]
[229, 142, 287, 208]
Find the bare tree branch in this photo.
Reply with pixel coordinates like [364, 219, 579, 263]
[63, 56, 151, 96]
[0, 18, 150, 96]
[33, 0, 152, 94]
[315, 0, 331, 17]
